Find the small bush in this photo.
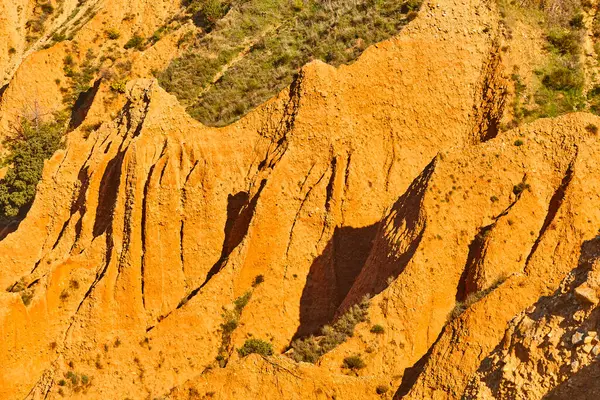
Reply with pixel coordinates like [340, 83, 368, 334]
[110, 79, 128, 94]
[569, 14, 584, 29]
[541, 66, 583, 91]
[234, 291, 252, 313]
[8, 47, 16, 55]
[58, 379, 66, 386]
[0, 117, 64, 221]
[370, 324, 385, 334]
[585, 123, 598, 134]
[66, 371, 78, 385]
[514, 139, 523, 146]
[342, 355, 366, 370]
[105, 29, 120, 40]
[376, 385, 389, 395]
[513, 181, 530, 195]
[124, 35, 144, 50]
[237, 338, 273, 357]
[546, 30, 580, 57]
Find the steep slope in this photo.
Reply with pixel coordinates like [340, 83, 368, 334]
[3, 0, 600, 399]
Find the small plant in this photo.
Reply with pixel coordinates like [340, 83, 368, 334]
[124, 34, 144, 50]
[59, 289, 69, 302]
[81, 375, 89, 385]
[513, 182, 530, 196]
[234, 291, 251, 313]
[237, 338, 273, 357]
[291, 296, 370, 363]
[58, 379, 66, 386]
[342, 355, 366, 370]
[114, 338, 121, 347]
[490, 195, 499, 202]
[110, 79, 128, 94]
[8, 47, 16, 55]
[585, 123, 598, 134]
[514, 139, 523, 146]
[66, 371, 78, 385]
[376, 385, 389, 395]
[105, 28, 120, 40]
[252, 274, 264, 287]
[370, 324, 385, 334]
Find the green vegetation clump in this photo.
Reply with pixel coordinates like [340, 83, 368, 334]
[216, 291, 253, 366]
[61, 49, 99, 107]
[0, 117, 64, 221]
[105, 28, 121, 40]
[252, 274, 264, 287]
[290, 296, 370, 363]
[342, 354, 366, 370]
[124, 34, 145, 50]
[159, 0, 423, 126]
[585, 123, 598, 134]
[370, 324, 385, 334]
[448, 275, 508, 322]
[237, 338, 274, 357]
[500, 0, 593, 128]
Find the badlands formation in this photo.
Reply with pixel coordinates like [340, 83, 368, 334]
[1, 0, 600, 399]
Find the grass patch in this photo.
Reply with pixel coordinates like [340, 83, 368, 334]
[290, 295, 370, 363]
[159, 0, 423, 127]
[216, 291, 252, 366]
[342, 354, 366, 370]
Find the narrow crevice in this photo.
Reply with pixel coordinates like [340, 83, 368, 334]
[469, 40, 508, 143]
[524, 154, 577, 272]
[285, 168, 328, 257]
[173, 178, 268, 312]
[141, 164, 157, 311]
[69, 78, 102, 131]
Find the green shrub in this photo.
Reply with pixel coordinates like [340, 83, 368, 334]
[110, 79, 128, 94]
[541, 66, 583, 92]
[546, 30, 580, 57]
[124, 34, 145, 50]
[448, 275, 508, 321]
[237, 338, 273, 357]
[342, 355, 366, 370]
[105, 28, 120, 40]
[370, 324, 385, 334]
[0, 118, 64, 221]
[514, 139, 523, 146]
[58, 379, 66, 386]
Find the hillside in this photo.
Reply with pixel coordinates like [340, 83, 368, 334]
[1, 0, 600, 399]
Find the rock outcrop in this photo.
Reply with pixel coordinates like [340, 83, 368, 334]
[2, 0, 600, 398]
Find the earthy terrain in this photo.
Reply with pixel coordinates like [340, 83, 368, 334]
[2, 0, 600, 399]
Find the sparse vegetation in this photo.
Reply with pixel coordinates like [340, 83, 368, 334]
[290, 296, 370, 363]
[237, 338, 273, 357]
[124, 34, 145, 50]
[448, 275, 508, 321]
[105, 28, 121, 40]
[342, 355, 366, 370]
[62, 49, 99, 107]
[110, 79, 128, 94]
[216, 291, 253, 366]
[159, 0, 423, 126]
[0, 116, 64, 222]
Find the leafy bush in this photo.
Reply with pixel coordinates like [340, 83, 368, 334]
[110, 79, 128, 94]
[514, 139, 523, 146]
[291, 296, 370, 363]
[342, 355, 366, 370]
[546, 30, 581, 57]
[370, 324, 385, 334]
[124, 34, 145, 50]
[0, 118, 64, 221]
[237, 338, 273, 357]
[541, 66, 583, 91]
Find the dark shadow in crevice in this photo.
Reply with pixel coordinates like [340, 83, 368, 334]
[69, 78, 102, 131]
[293, 223, 379, 338]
